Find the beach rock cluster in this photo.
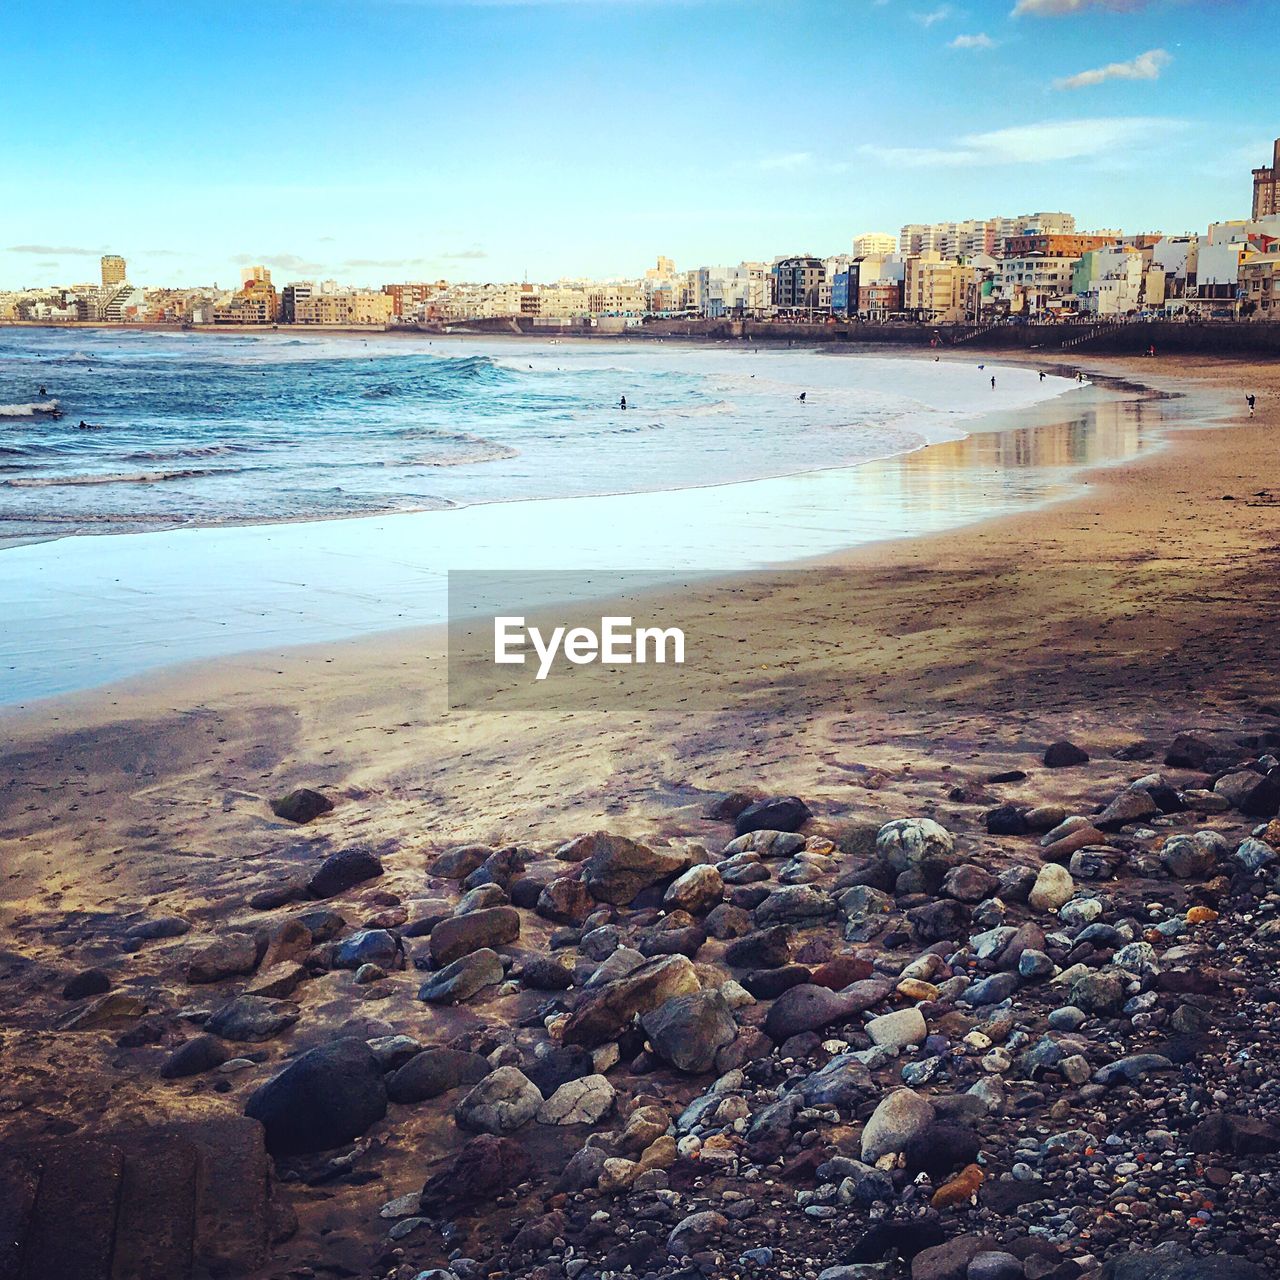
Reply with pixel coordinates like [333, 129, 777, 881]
[30, 726, 1280, 1280]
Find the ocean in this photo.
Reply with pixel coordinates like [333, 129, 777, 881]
[1, 328, 1071, 544]
[0, 328, 1162, 703]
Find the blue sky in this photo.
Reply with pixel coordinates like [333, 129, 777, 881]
[1, 0, 1274, 288]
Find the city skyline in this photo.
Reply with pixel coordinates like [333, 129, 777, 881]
[2, 0, 1275, 291]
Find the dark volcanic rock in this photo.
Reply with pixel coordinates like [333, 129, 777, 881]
[640, 989, 737, 1073]
[245, 1037, 388, 1155]
[536, 876, 596, 925]
[419, 1135, 533, 1214]
[306, 847, 384, 899]
[62, 969, 112, 1000]
[734, 796, 812, 837]
[205, 995, 300, 1042]
[724, 926, 792, 969]
[561, 954, 700, 1048]
[764, 983, 856, 1040]
[270, 788, 334, 824]
[1104, 1251, 1269, 1280]
[160, 1034, 229, 1079]
[985, 804, 1030, 836]
[429, 906, 521, 966]
[580, 833, 690, 905]
[387, 1047, 490, 1103]
[1044, 741, 1090, 768]
[417, 948, 504, 1004]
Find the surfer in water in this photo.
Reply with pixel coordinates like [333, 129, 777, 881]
[620, 395, 627, 411]
[798, 391, 806, 403]
[38, 385, 47, 396]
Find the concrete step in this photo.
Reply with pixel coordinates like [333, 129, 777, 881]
[111, 1130, 199, 1280]
[0, 1154, 41, 1280]
[18, 1138, 124, 1280]
[187, 1117, 272, 1278]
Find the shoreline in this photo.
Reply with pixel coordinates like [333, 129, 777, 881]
[1, 350, 1279, 1277]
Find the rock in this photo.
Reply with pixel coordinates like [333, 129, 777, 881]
[904, 1123, 981, 1178]
[124, 916, 191, 943]
[1093, 1053, 1174, 1085]
[966, 1253, 1022, 1280]
[1096, 789, 1159, 829]
[334, 928, 400, 969]
[62, 969, 112, 1000]
[429, 907, 520, 966]
[941, 865, 997, 902]
[764, 983, 857, 1040]
[417, 949, 504, 1004]
[1028, 864, 1075, 911]
[866, 1007, 927, 1050]
[1069, 968, 1127, 1015]
[724, 926, 793, 969]
[1041, 824, 1107, 864]
[245, 1037, 387, 1155]
[663, 865, 724, 914]
[1044, 741, 1089, 768]
[1187, 1112, 1280, 1156]
[1070, 846, 1124, 880]
[429, 844, 492, 879]
[754, 885, 836, 925]
[965, 972, 1020, 1005]
[56, 991, 145, 1031]
[562, 955, 700, 1048]
[384, 1049, 488, 1100]
[244, 961, 307, 999]
[260, 919, 314, 969]
[876, 818, 957, 876]
[160, 1035, 229, 1079]
[419, 1135, 533, 1214]
[734, 796, 812, 836]
[861, 1088, 936, 1162]
[705, 791, 756, 821]
[1104, 1251, 1268, 1280]
[535, 877, 596, 925]
[307, 847, 383, 898]
[205, 995, 300, 1042]
[641, 989, 737, 1073]
[270, 788, 334, 823]
[1239, 768, 1280, 818]
[667, 1210, 729, 1257]
[580, 833, 689, 905]
[520, 954, 574, 990]
[984, 805, 1029, 836]
[906, 899, 969, 942]
[812, 953, 874, 989]
[796, 1054, 874, 1108]
[1160, 830, 1227, 879]
[454, 1066, 543, 1134]
[912, 1236, 994, 1280]
[536, 1074, 616, 1124]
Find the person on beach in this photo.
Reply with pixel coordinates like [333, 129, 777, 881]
[1247, 394, 1256, 418]
[619, 395, 627, 411]
[1039, 371, 1046, 382]
[991, 376, 996, 389]
[798, 392, 807, 403]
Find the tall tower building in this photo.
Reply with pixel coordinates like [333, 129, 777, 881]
[1253, 138, 1280, 220]
[101, 254, 126, 287]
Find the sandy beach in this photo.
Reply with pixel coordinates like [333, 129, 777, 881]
[2, 349, 1280, 1279]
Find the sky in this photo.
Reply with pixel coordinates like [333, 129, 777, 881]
[1, 0, 1275, 289]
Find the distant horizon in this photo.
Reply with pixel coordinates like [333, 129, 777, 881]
[2, 0, 1275, 291]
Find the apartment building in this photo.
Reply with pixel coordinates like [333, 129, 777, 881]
[100, 255, 127, 288]
[1253, 138, 1280, 221]
[996, 253, 1082, 314]
[852, 232, 896, 258]
[1240, 238, 1280, 317]
[900, 213, 1077, 259]
[904, 252, 965, 319]
[294, 289, 393, 326]
[770, 256, 825, 311]
[587, 284, 646, 316]
[213, 278, 279, 324]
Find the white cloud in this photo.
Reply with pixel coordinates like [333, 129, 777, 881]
[1054, 47, 1171, 89]
[912, 5, 952, 25]
[859, 116, 1182, 168]
[950, 32, 996, 48]
[1013, 0, 1149, 14]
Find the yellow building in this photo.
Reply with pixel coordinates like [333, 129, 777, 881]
[100, 255, 126, 288]
[588, 284, 646, 315]
[1240, 242, 1280, 317]
[293, 290, 394, 326]
[905, 252, 966, 319]
[213, 279, 279, 324]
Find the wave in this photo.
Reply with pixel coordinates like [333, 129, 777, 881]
[0, 399, 60, 417]
[121, 443, 259, 462]
[3, 467, 232, 489]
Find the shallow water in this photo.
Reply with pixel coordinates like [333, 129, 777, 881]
[0, 337, 1178, 706]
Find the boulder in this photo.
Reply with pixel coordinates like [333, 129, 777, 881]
[580, 833, 689, 905]
[387, 1048, 490, 1103]
[245, 1037, 387, 1155]
[307, 847, 383, 899]
[754, 884, 836, 925]
[724, 926, 792, 969]
[186, 934, 262, 984]
[861, 1088, 936, 1162]
[764, 983, 857, 1040]
[667, 1210, 729, 1258]
[568, 952, 698, 1047]
[334, 928, 400, 970]
[663, 865, 724, 914]
[270, 788, 333, 824]
[160, 1035, 229, 1079]
[640, 989, 737, 1073]
[865, 1007, 927, 1050]
[1043, 741, 1089, 768]
[429, 907, 520, 966]
[876, 819, 957, 876]
[1104, 1251, 1268, 1280]
[1160, 831, 1226, 879]
[205, 995, 300, 1042]
[734, 796, 812, 837]
[1028, 864, 1075, 912]
[454, 1066, 542, 1134]
[535, 876, 596, 925]
[536, 1074, 616, 1125]
[417, 949, 505, 1004]
[429, 844, 492, 879]
[419, 1135, 533, 1214]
